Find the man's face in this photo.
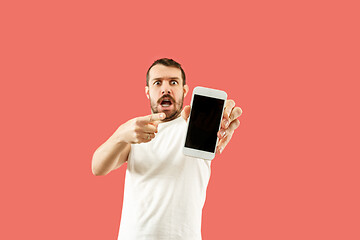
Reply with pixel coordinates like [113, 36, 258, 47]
[146, 64, 189, 121]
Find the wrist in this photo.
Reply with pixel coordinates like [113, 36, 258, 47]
[110, 127, 129, 145]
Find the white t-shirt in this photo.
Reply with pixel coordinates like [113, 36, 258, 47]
[118, 116, 211, 240]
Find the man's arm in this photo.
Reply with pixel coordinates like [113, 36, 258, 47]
[91, 113, 166, 176]
[92, 134, 131, 176]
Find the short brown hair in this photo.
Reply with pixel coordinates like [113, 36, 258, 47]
[146, 58, 186, 86]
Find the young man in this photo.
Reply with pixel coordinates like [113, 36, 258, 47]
[92, 58, 242, 240]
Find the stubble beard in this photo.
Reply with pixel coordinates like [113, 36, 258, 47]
[150, 94, 184, 122]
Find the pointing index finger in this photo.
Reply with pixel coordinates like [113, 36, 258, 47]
[142, 113, 166, 123]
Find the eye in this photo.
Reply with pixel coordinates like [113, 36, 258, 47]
[170, 80, 178, 85]
[153, 81, 161, 86]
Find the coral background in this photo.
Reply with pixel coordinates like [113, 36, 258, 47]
[1, 0, 359, 239]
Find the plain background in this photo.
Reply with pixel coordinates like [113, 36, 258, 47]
[1, 0, 359, 239]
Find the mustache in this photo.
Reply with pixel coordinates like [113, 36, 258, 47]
[157, 94, 175, 104]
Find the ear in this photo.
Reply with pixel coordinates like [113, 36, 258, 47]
[183, 84, 189, 97]
[145, 86, 149, 99]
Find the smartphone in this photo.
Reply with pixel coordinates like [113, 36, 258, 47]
[183, 86, 227, 160]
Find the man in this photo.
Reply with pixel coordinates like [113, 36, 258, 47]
[92, 58, 242, 240]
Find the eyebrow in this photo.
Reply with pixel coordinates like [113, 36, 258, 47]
[151, 77, 180, 81]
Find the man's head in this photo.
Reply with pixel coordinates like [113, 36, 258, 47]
[145, 58, 189, 122]
[146, 58, 186, 87]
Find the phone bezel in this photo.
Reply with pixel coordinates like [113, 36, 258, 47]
[183, 86, 227, 160]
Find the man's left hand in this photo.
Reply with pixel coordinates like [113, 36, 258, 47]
[181, 99, 242, 154]
[216, 100, 242, 154]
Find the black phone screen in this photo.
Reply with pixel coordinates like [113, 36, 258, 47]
[185, 95, 225, 152]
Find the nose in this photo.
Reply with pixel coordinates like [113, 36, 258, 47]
[161, 89, 171, 95]
[161, 83, 172, 95]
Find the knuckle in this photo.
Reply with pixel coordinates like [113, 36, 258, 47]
[134, 132, 141, 139]
[230, 120, 240, 131]
[134, 126, 141, 133]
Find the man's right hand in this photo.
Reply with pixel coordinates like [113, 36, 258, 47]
[112, 113, 166, 144]
[92, 113, 166, 176]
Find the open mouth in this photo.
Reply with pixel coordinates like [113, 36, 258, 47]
[159, 96, 174, 108]
[160, 99, 172, 107]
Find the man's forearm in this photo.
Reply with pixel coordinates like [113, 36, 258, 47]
[92, 136, 130, 176]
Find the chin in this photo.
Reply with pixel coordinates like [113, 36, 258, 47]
[164, 111, 180, 121]
[153, 105, 180, 121]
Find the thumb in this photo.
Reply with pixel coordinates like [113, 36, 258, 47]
[181, 105, 191, 122]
